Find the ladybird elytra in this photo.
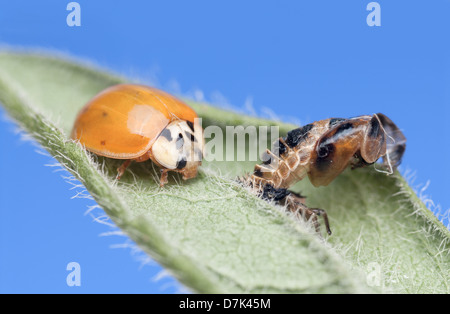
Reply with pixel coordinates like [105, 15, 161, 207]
[71, 84, 204, 186]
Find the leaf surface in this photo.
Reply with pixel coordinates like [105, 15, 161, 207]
[0, 52, 448, 293]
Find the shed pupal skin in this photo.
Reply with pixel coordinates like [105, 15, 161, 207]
[240, 113, 406, 235]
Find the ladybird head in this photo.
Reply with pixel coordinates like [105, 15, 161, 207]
[151, 120, 204, 181]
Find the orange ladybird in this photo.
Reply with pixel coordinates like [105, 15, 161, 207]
[71, 84, 204, 186]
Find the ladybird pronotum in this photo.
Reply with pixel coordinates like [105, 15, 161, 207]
[71, 84, 204, 186]
[241, 113, 406, 235]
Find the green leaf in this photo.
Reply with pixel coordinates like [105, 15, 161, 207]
[0, 51, 448, 294]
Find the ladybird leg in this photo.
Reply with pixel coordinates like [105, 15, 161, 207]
[159, 169, 169, 187]
[116, 160, 132, 180]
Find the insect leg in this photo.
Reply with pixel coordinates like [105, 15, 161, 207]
[159, 169, 169, 187]
[309, 208, 332, 236]
[282, 192, 332, 235]
[116, 160, 132, 180]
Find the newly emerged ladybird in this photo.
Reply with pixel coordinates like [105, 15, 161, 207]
[71, 84, 204, 186]
[241, 113, 406, 235]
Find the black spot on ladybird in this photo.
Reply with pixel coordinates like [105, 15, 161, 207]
[186, 121, 195, 132]
[285, 123, 314, 148]
[176, 156, 187, 169]
[176, 133, 184, 150]
[102, 112, 108, 117]
[160, 128, 172, 141]
[185, 131, 196, 142]
[100, 140, 106, 146]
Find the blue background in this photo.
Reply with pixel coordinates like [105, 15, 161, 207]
[0, 1, 449, 293]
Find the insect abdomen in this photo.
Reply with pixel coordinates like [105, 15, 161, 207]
[249, 119, 332, 189]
